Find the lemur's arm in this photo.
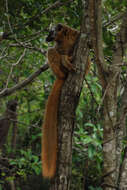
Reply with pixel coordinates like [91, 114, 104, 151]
[61, 55, 75, 71]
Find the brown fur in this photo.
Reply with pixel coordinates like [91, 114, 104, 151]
[54, 25, 79, 55]
[42, 24, 90, 178]
[42, 78, 64, 178]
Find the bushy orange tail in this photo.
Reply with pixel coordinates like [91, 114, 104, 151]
[42, 78, 64, 178]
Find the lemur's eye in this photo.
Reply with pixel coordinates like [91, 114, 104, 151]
[56, 24, 63, 31]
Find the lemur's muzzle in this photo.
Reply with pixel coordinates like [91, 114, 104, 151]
[46, 24, 63, 42]
[46, 29, 56, 42]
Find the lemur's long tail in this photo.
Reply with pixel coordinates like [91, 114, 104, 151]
[42, 78, 64, 178]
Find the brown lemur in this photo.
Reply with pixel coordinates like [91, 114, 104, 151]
[42, 23, 91, 178]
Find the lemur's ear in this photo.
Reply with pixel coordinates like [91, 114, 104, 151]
[56, 23, 63, 31]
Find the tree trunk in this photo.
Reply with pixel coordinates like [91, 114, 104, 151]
[89, 1, 127, 189]
[0, 100, 17, 150]
[49, 1, 90, 189]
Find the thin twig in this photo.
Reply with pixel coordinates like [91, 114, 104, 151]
[24, 0, 74, 27]
[103, 12, 125, 27]
[84, 78, 98, 106]
[9, 43, 46, 55]
[97, 72, 119, 112]
[5, 0, 13, 34]
[3, 49, 26, 91]
[3, 0, 73, 41]
[10, 118, 41, 129]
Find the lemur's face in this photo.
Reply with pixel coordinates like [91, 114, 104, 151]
[46, 23, 65, 42]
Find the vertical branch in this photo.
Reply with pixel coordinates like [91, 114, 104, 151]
[0, 100, 17, 150]
[89, 0, 108, 88]
[89, 0, 124, 189]
[119, 147, 127, 189]
[11, 100, 18, 151]
[116, 11, 127, 188]
[102, 10, 127, 190]
[5, 49, 26, 90]
[50, 1, 91, 189]
[5, 0, 13, 34]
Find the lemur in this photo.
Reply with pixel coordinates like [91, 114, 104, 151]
[42, 23, 90, 178]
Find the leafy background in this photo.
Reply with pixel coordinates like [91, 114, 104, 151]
[0, 0, 127, 189]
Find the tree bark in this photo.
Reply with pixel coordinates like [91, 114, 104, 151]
[119, 147, 127, 189]
[116, 12, 127, 189]
[89, 1, 127, 189]
[0, 100, 17, 149]
[49, 1, 90, 190]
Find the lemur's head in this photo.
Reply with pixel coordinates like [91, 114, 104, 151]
[46, 23, 67, 42]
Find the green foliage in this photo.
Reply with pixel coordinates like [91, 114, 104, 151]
[72, 122, 103, 189]
[71, 70, 103, 189]
[0, 0, 82, 188]
[0, 184, 2, 190]
[0, 0, 127, 189]
[9, 149, 41, 177]
[89, 186, 102, 190]
[0, 149, 41, 190]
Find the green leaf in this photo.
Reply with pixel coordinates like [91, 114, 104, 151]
[88, 144, 96, 159]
